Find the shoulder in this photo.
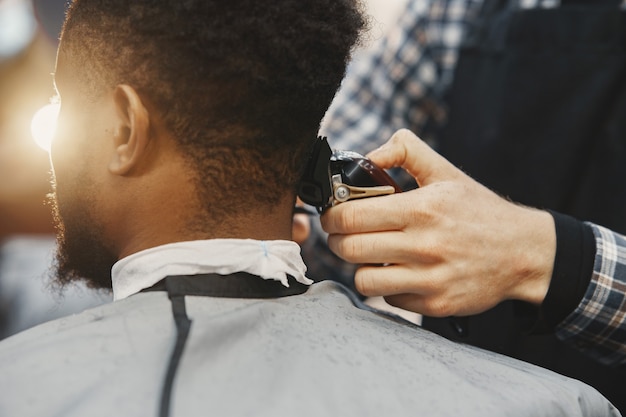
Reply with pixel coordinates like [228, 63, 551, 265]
[0, 284, 616, 417]
[0, 293, 171, 417]
[180, 281, 614, 416]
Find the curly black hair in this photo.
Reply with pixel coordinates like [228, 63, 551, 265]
[61, 0, 366, 221]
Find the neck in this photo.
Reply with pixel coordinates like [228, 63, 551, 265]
[114, 196, 297, 260]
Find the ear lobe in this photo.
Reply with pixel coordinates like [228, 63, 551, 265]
[108, 84, 150, 176]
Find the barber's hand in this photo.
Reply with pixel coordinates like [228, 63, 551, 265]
[292, 198, 311, 244]
[321, 129, 556, 317]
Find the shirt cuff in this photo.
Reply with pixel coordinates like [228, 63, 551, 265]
[555, 223, 626, 366]
[540, 211, 595, 329]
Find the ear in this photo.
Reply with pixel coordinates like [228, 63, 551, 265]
[108, 84, 150, 176]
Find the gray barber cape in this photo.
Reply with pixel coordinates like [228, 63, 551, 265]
[0, 281, 619, 417]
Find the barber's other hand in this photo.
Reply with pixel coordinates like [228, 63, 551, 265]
[292, 198, 311, 244]
[321, 129, 556, 317]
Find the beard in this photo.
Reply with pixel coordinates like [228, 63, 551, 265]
[47, 181, 118, 290]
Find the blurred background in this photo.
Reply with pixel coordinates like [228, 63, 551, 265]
[0, 0, 409, 339]
[0, 0, 112, 340]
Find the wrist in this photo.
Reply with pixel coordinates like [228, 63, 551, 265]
[508, 207, 555, 305]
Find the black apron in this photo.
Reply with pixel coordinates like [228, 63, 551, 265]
[427, 0, 626, 411]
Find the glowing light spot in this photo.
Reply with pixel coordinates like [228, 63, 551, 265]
[0, 0, 37, 59]
[31, 103, 60, 152]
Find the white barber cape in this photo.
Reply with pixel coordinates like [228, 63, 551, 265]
[0, 239, 620, 417]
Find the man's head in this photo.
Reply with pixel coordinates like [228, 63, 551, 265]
[50, 0, 366, 289]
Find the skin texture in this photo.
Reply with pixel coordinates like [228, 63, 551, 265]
[321, 129, 556, 317]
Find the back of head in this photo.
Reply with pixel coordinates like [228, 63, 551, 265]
[61, 0, 366, 217]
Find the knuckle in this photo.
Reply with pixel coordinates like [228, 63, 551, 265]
[416, 275, 439, 294]
[402, 195, 435, 226]
[328, 234, 365, 264]
[392, 128, 416, 143]
[338, 236, 363, 261]
[325, 203, 361, 234]
[422, 297, 454, 317]
[407, 236, 445, 263]
[355, 269, 378, 296]
[341, 203, 364, 232]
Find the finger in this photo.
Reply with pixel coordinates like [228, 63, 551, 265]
[291, 213, 311, 244]
[366, 129, 463, 187]
[327, 230, 423, 265]
[383, 293, 426, 315]
[321, 190, 423, 234]
[354, 263, 439, 298]
[383, 294, 441, 317]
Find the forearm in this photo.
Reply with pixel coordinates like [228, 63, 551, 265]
[554, 222, 626, 366]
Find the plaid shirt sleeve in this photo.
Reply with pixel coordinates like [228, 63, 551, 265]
[556, 223, 626, 366]
[319, 0, 480, 160]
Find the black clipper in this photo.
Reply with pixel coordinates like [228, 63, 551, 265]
[298, 136, 401, 213]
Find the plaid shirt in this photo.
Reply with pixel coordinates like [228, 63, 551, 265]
[311, 0, 626, 366]
[559, 224, 626, 366]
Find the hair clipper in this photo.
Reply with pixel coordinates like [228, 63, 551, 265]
[298, 136, 401, 213]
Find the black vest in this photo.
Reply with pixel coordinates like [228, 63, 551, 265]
[427, 0, 626, 411]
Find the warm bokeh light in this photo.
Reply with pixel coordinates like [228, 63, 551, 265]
[30, 102, 60, 152]
[0, 0, 37, 60]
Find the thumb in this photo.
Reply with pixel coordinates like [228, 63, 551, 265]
[366, 129, 462, 186]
